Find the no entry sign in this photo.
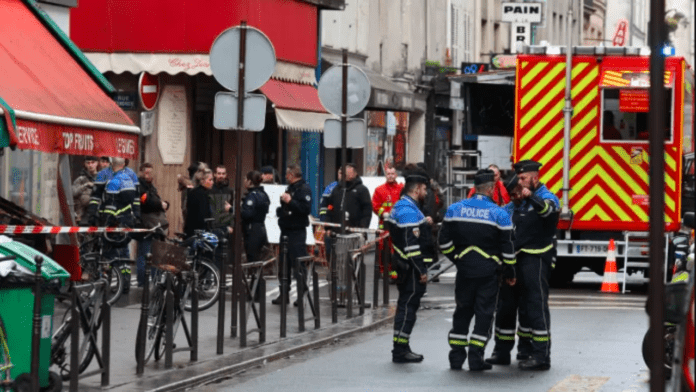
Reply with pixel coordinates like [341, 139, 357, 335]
[138, 72, 160, 111]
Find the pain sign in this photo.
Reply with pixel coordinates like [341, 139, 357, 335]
[502, 2, 542, 23]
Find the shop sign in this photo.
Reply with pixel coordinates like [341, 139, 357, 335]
[492, 55, 517, 69]
[619, 90, 649, 112]
[511, 23, 531, 52]
[461, 63, 489, 74]
[502, 3, 542, 23]
[114, 92, 137, 111]
[386, 112, 397, 136]
[157, 85, 187, 164]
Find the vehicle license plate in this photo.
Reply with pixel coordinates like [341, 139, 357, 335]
[576, 244, 608, 255]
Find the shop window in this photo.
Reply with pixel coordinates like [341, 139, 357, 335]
[600, 87, 673, 142]
[0, 149, 37, 212]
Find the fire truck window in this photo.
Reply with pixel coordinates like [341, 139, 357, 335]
[601, 88, 672, 142]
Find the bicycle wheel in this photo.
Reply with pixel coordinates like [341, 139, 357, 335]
[0, 315, 12, 385]
[104, 264, 125, 305]
[155, 286, 184, 361]
[184, 259, 220, 311]
[80, 253, 123, 306]
[50, 307, 96, 381]
[135, 284, 166, 365]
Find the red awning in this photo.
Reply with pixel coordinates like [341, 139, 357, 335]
[260, 79, 334, 133]
[0, 0, 139, 159]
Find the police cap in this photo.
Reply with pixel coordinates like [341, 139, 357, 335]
[474, 169, 496, 186]
[503, 173, 519, 194]
[404, 170, 429, 185]
[260, 166, 274, 174]
[513, 159, 542, 174]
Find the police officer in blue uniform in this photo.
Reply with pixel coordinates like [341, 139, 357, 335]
[509, 159, 559, 371]
[274, 164, 312, 305]
[486, 173, 533, 366]
[385, 169, 432, 363]
[241, 170, 271, 263]
[439, 169, 516, 371]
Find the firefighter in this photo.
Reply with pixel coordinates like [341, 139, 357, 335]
[385, 169, 431, 363]
[509, 159, 559, 371]
[439, 169, 516, 371]
[486, 173, 532, 366]
[372, 164, 403, 281]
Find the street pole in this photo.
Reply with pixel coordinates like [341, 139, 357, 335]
[340, 48, 348, 235]
[647, 1, 666, 390]
[231, 20, 247, 342]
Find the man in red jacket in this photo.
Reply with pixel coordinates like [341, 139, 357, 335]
[372, 164, 404, 280]
[467, 164, 510, 206]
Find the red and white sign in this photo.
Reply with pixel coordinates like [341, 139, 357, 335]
[14, 119, 139, 160]
[138, 72, 160, 111]
[619, 89, 650, 112]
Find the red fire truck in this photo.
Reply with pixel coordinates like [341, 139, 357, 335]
[513, 45, 695, 288]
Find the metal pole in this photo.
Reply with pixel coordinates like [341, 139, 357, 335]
[280, 236, 288, 338]
[232, 20, 249, 341]
[648, 1, 666, 390]
[313, 264, 320, 329]
[330, 232, 338, 323]
[191, 270, 198, 361]
[69, 287, 79, 391]
[136, 254, 151, 374]
[164, 273, 174, 369]
[373, 245, 380, 307]
[382, 239, 389, 306]
[101, 280, 110, 387]
[561, 7, 573, 218]
[217, 236, 227, 354]
[340, 48, 348, 235]
[259, 277, 266, 343]
[30, 256, 43, 392]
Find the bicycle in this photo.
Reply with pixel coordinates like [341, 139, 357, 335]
[0, 314, 14, 391]
[50, 280, 106, 381]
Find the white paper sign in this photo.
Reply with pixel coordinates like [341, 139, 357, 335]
[157, 85, 187, 164]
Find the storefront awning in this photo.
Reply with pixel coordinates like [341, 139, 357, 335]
[260, 79, 335, 133]
[359, 66, 415, 112]
[0, 0, 140, 158]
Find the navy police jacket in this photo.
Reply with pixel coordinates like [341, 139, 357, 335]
[101, 169, 141, 228]
[241, 186, 270, 229]
[277, 179, 312, 231]
[385, 195, 432, 275]
[439, 194, 515, 278]
[506, 183, 559, 254]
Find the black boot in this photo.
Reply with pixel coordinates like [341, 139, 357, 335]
[519, 357, 550, 371]
[271, 295, 289, 305]
[392, 345, 424, 363]
[468, 347, 492, 371]
[485, 351, 511, 365]
[449, 348, 467, 370]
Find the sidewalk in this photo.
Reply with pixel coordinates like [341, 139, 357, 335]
[63, 253, 398, 392]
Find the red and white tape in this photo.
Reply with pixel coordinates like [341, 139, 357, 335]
[0, 225, 154, 235]
[311, 221, 384, 235]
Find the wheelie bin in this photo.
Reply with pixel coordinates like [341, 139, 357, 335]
[0, 237, 69, 391]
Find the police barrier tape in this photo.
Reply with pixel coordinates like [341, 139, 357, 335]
[311, 221, 384, 235]
[0, 225, 156, 235]
[350, 232, 391, 254]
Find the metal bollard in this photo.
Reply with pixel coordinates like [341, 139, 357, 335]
[313, 264, 320, 329]
[30, 256, 43, 392]
[330, 232, 338, 324]
[373, 241, 380, 308]
[230, 233, 239, 339]
[136, 254, 152, 374]
[191, 270, 198, 362]
[298, 265, 305, 333]
[164, 272, 174, 369]
[382, 242, 390, 305]
[280, 236, 288, 338]
[259, 277, 266, 343]
[346, 250, 353, 319]
[101, 279, 111, 386]
[359, 256, 366, 316]
[217, 236, 227, 354]
[69, 285, 79, 391]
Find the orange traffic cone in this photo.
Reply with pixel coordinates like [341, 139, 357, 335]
[600, 239, 620, 293]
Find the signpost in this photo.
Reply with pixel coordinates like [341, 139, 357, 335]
[210, 22, 276, 350]
[501, 2, 543, 52]
[317, 49, 371, 324]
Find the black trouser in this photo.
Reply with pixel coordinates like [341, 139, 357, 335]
[491, 279, 532, 355]
[279, 229, 308, 295]
[449, 273, 499, 350]
[244, 223, 268, 263]
[393, 263, 426, 351]
[518, 251, 552, 363]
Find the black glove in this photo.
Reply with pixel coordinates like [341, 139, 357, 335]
[502, 264, 516, 281]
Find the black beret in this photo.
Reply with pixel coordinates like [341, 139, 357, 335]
[260, 166, 274, 174]
[503, 173, 519, 194]
[513, 160, 542, 174]
[474, 169, 495, 186]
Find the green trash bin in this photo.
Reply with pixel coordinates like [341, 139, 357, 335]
[0, 239, 70, 390]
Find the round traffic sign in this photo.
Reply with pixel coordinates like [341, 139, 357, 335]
[317, 65, 371, 116]
[210, 26, 276, 92]
[138, 72, 160, 111]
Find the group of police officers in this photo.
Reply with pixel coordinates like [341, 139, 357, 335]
[386, 159, 559, 371]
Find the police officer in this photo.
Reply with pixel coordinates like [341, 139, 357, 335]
[101, 157, 141, 293]
[241, 170, 271, 263]
[486, 173, 532, 366]
[509, 159, 559, 371]
[274, 164, 312, 305]
[385, 169, 431, 363]
[439, 169, 515, 371]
